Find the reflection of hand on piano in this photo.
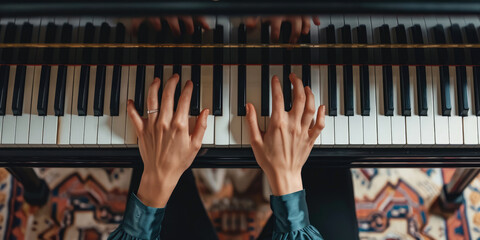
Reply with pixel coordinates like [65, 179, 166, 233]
[244, 16, 320, 43]
[127, 74, 209, 208]
[246, 73, 326, 196]
[131, 16, 210, 36]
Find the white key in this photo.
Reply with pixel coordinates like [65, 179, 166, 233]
[97, 65, 113, 145]
[430, 65, 449, 144]
[42, 65, 58, 145]
[344, 15, 363, 145]
[2, 65, 17, 144]
[375, 65, 392, 144]
[242, 65, 264, 146]
[405, 66, 421, 145]
[15, 65, 35, 145]
[57, 18, 80, 146]
[268, 65, 283, 130]
[58, 65, 75, 146]
[391, 66, 406, 144]
[357, 16, 377, 145]
[125, 66, 137, 146]
[349, 66, 363, 145]
[83, 65, 98, 145]
[466, 15, 480, 145]
[214, 17, 230, 146]
[318, 16, 335, 145]
[309, 20, 321, 145]
[201, 65, 214, 145]
[335, 65, 349, 145]
[229, 65, 241, 146]
[465, 66, 478, 144]
[448, 65, 464, 144]
[320, 65, 335, 145]
[111, 65, 129, 146]
[29, 65, 44, 144]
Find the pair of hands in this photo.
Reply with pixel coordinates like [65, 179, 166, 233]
[132, 16, 320, 43]
[129, 74, 325, 208]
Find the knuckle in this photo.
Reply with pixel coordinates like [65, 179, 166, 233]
[147, 96, 157, 107]
[273, 94, 283, 103]
[156, 121, 169, 131]
[192, 141, 202, 150]
[305, 105, 316, 115]
[172, 119, 186, 130]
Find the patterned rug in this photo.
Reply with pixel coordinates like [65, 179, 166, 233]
[0, 167, 477, 240]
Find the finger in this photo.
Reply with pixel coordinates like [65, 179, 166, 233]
[159, 74, 180, 123]
[180, 16, 194, 35]
[165, 16, 181, 37]
[301, 17, 311, 35]
[289, 18, 302, 43]
[271, 75, 284, 117]
[127, 99, 145, 135]
[147, 77, 162, 127]
[301, 86, 316, 128]
[173, 80, 193, 124]
[149, 17, 162, 31]
[131, 18, 143, 34]
[195, 16, 210, 30]
[191, 109, 209, 149]
[309, 105, 326, 140]
[289, 73, 306, 118]
[269, 18, 282, 42]
[312, 16, 321, 26]
[245, 17, 259, 29]
[245, 103, 263, 146]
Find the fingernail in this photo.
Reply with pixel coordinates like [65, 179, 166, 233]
[246, 104, 250, 114]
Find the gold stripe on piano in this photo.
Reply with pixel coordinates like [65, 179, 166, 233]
[0, 43, 477, 48]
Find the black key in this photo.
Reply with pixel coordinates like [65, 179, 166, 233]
[173, 64, 182, 112]
[456, 66, 469, 116]
[399, 65, 411, 116]
[154, 64, 163, 109]
[342, 25, 353, 116]
[98, 23, 110, 64]
[110, 24, 126, 117]
[379, 25, 393, 116]
[326, 24, 337, 116]
[135, 65, 146, 116]
[110, 65, 121, 116]
[359, 65, 370, 116]
[433, 25, 448, 63]
[212, 24, 223, 116]
[450, 24, 469, 116]
[59, 23, 73, 63]
[300, 32, 311, 87]
[416, 66, 428, 116]
[190, 25, 202, 116]
[474, 66, 480, 116]
[261, 22, 270, 116]
[93, 65, 106, 116]
[395, 25, 408, 64]
[440, 66, 451, 116]
[37, 65, 51, 116]
[0, 65, 10, 115]
[357, 25, 370, 116]
[383, 66, 394, 116]
[77, 65, 90, 116]
[12, 65, 26, 115]
[410, 24, 428, 116]
[2, 23, 17, 63]
[281, 22, 292, 111]
[328, 65, 337, 116]
[54, 65, 67, 116]
[82, 23, 95, 63]
[237, 24, 247, 116]
[191, 65, 201, 116]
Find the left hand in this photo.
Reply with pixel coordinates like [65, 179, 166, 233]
[127, 74, 209, 208]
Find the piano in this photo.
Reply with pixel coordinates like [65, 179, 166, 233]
[1, 0, 480, 170]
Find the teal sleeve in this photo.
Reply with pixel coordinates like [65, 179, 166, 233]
[270, 190, 323, 240]
[108, 193, 165, 240]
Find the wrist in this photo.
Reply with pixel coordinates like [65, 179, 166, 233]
[266, 171, 303, 196]
[137, 170, 180, 208]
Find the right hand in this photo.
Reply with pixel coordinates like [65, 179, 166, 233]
[245, 73, 325, 196]
[244, 16, 321, 43]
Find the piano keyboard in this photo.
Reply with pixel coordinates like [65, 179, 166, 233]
[1, 15, 480, 148]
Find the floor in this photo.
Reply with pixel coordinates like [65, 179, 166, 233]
[0, 167, 476, 240]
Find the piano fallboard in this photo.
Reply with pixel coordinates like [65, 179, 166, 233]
[1, 148, 480, 168]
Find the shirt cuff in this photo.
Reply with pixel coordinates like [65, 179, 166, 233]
[270, 189, 310, 233]
[120, 192, 165, 239]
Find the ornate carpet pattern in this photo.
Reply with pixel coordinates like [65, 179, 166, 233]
[0, 168, 477, 240]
